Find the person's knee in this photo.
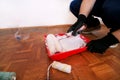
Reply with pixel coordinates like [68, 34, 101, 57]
[103, 6, 114, 16]
[69, 2, 75, 14]
[69, 0, 82, 17]
[102, 2, 120, 29]
[102, 1, 120, 18]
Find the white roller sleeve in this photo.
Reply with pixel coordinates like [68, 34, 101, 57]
[46, 34, 62, 55]
[51, 61, 71, 73]
[46, 34, 56, 55]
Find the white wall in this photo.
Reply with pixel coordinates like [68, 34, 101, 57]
[0, 0, 76, 29]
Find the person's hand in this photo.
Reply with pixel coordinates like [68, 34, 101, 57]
[86, 33, 119, 54]
[86, 40, 108, 54]
[67, 14, 87, 36]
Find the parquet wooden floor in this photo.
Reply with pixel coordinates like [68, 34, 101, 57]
[0, 25, 120, 80]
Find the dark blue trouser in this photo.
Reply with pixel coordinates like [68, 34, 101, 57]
[70, 0, 120, 32]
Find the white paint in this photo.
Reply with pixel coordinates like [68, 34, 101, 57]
[0, 0, 76, 28]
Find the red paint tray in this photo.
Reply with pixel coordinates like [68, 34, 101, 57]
[45, 34, 90, 60]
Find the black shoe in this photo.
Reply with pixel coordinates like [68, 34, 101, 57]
[82, 16, 101, 34]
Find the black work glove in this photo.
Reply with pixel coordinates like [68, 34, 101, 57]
[67, 14, 87, 36]
[86, 33, 119, 54]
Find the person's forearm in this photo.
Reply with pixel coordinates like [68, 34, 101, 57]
[79, 0, 96, 17]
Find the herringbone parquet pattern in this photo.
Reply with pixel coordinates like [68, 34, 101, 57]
[0, 25, 120, 80]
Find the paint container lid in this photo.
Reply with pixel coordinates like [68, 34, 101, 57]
[0, 72, 16, 80]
